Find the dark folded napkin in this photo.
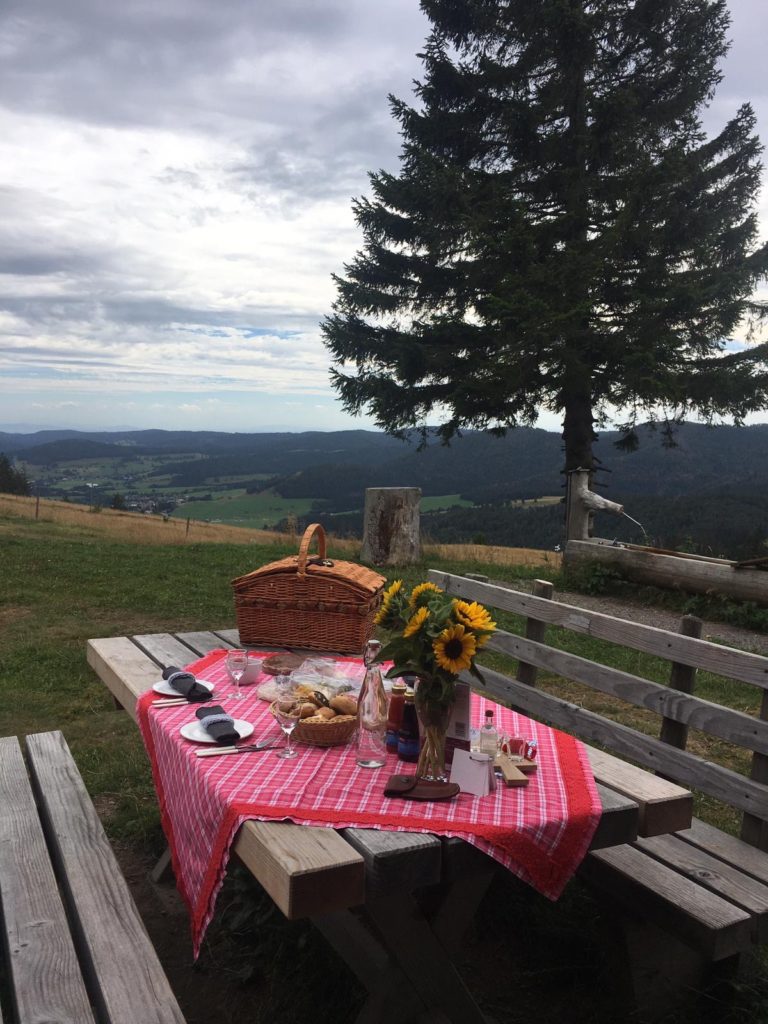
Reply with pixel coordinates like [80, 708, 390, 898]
[195, 705, 239, 746]
[162, 665, 212, 702]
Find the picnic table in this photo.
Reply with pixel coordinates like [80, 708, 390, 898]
[87, 627, 693, 1024]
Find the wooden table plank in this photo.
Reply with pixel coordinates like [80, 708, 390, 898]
[342, 828, 442, 897]
[0, 736, 96, 1024]
[585, 745, 693, 836]
[87, 636, 159, 719]
[133, 633, 204, 670]
[176, 631, 234, 655]
[591, 784, 639, 849]
[234, 822, 364, 920]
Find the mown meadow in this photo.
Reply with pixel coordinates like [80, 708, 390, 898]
[2, 499, 767, 1023]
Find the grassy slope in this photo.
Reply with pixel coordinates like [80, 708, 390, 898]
[3, 512, 768, 1021]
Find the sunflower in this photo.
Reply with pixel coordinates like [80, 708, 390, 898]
[374, 578, 403, 625]
[453, 599, 495, 632]
[432, 623, 476, 674]
[403, 605, 429, 637]
[409, 581, 442, 608]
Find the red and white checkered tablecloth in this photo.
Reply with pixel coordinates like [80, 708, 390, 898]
[137, 649, 601, 956]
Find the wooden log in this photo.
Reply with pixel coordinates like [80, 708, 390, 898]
[428, 570, 768, 688]
[566, 468, 624, 541]
[516, 578, 553, 686]
[566, 538, 768, 607]
[360, 487, 421, 566]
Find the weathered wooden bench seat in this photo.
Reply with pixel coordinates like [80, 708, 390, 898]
[0, 730, 186, 1024]
[429, 569, 768, 1017]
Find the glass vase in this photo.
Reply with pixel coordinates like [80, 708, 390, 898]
[414, 682, 455, 782]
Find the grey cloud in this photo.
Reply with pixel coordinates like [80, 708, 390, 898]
[0, 0, 425, 133]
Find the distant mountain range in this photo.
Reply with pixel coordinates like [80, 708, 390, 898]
[3, 421, 768, 502]
[3, 422, 767, 558]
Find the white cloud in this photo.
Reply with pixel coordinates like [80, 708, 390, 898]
[0, 0, 767, 433]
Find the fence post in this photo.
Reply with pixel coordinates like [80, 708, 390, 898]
[35, 494, 40, 520]
[742, 692, 768, 851]
[185, 517, 190, 538]
[516, 579, 554, 686]
[658, 614, 703, 752]
[655, 614, 702, 784]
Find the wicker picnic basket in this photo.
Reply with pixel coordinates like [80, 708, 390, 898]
[232, 523, 386, 654]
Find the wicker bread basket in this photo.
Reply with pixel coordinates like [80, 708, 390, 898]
[271, 702, 357, 747]
[232, 524, 385, 654]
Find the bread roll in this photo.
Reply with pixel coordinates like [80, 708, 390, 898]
[315, 706, 336, 721]
[330, 695, 357, 716]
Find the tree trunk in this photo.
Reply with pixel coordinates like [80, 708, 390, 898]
[562, 384, 595, 473]
[360, 487, 421, 566]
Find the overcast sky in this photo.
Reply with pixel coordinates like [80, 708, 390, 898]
[1, 0, 767, 435]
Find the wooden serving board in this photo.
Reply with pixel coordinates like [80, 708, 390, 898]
[494, 755, 531, 787]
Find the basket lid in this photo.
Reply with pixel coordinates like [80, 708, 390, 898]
[231, 523, 385, 598]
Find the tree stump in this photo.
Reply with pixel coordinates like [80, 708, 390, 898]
[361, 487, 421, 566]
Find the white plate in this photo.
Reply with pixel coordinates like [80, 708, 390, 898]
[153, 678, 215, 697]
[180, 719, 254, 744]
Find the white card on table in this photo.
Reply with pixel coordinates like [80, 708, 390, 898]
[449, 749, 496, 797]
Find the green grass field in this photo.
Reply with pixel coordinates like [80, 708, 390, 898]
[2, 511, 767, 1023]
[420, 493, 476, 511]
[174, 488, 316, 527]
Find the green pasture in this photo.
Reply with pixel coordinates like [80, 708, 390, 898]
[2, 513, 767, 1022]
[420, 493, 476, 511]
[174, 488, 316, 527]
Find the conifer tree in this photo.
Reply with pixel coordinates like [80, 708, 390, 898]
[322, 0, 768, 473]
[0, 453, 31, 496]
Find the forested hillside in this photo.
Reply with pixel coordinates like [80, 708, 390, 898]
[4, 421, 768, 559]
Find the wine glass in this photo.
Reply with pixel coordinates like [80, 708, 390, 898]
[226, 649, 248, 701]
[272, 675, 300, 759]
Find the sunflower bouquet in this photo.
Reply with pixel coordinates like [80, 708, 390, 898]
[373, 579, 496, 777]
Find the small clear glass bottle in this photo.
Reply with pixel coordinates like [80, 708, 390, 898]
[479, 709, 499, 756]
[356, 639, 389, 768]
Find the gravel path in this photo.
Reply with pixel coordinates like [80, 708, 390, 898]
[491, 578, 768, 655]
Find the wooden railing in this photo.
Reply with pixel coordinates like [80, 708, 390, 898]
[428, 570, 768, 850]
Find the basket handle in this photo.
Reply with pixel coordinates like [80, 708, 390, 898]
[297, 523, 327, 575]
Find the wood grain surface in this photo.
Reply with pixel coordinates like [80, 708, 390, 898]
[0, 735, 96, 1024]
[26, 731, 187, 1024]
[583, 845, 752, 961]
[429, 570, 768, 688]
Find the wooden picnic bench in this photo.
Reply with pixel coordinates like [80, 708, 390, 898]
[0, 730, 186, 1024]
[87, 627, 692, 1024]
[430, 570, 768, 1018]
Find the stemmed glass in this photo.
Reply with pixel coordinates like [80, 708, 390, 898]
[226, 649, 248, 701]
[272, 675, 300, 759]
